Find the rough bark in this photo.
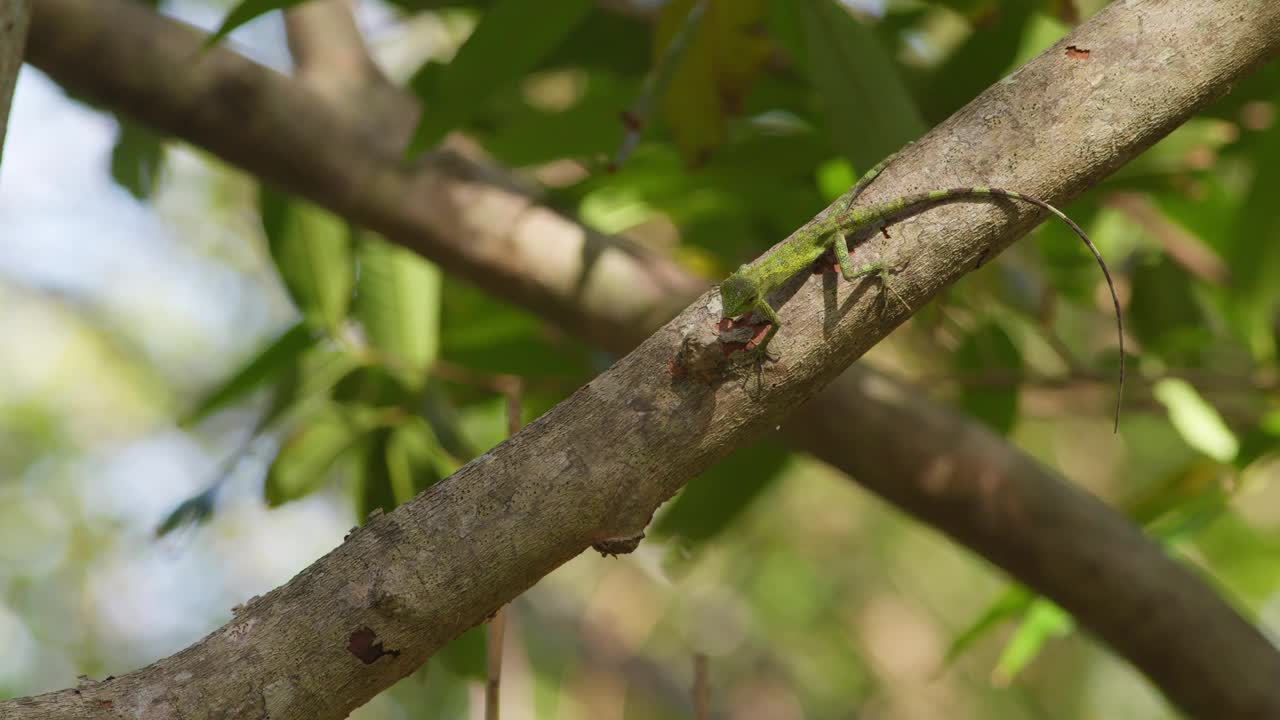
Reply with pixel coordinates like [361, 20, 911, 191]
[0, 0, 31, 168]
[11, 1, 1280, 718]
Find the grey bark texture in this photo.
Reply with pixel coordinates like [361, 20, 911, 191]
[10, 0, 1280, 718]
[0, 0, 31, 169]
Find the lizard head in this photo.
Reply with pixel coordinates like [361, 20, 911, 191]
[719, 269, 760, 318]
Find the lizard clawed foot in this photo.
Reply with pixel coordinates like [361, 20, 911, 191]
[878, 270, 912, 314]
[750, 342, 779, 366]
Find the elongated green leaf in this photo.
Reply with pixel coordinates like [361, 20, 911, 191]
[654, 0, 773, 163]
[205, 0, 311, 49]
[992, 599, 1074, 685]
[954, 322, 1022, 435]
[259, 186, 355, 332]
[159, 345, 358, 536]
[180, 322, 315, 426]
[265, 408, 364, 506]
[1234, 409, 1280, 471]
[944, 586, 1034, 666]
[355, 239, 441, 388]
[110, 117, 165, 200]
[654, 442, 788, 544]
[155, 486, 220, 538]
[774, 0, 924, 169]
[437, 626, 487, 679]
[1227, 105, 1280, 360]
[406, 0, 596, 155]
[353, 428, 397, 521]
[1153, 379, 1239, 463]
[1127, 254, 1208, 364]
[332, 365, 414, 408]
[921, 3, 1036, 123]
[386, 417, 452, 505]
[420, 379, 479, 461]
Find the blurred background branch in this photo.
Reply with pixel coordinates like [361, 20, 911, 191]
[5, 0, 1280, 718]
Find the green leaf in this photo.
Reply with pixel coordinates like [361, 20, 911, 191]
[1233, 409, 1280, 471]
[386, 417, 452, 506]
[654, 442, 788, 544]
[332, 365, 415, 409]
[204, 0, 312, 49]
[538, 9, 650, 75]
[1153, 379, 1239, 464]
[474, 70, 637, 168]
[439, 277, 590, 378]
[1127, 254, 1208, 364]
[259, 186, 355, 332]
[775, 0, 924, 169]
[654, 0, 773, 164]
[406, 0, 596, 155]
[353, 428, 398, 521]
[420, 379, 479, 461]
[355, 239, 441, 388]
[1227, 109, 1280, 360]
[436, 626, 487, 680]
[944, 586, 1034, 666]
[180, 322, 316, 426]
[110, 117, 165, 200]
[921, 3, 1037, 123]
[154, 486, 220, 538]
[954, 322, 1022, 435]
[992, 599, 1074, 685]
[265, 408, 366, 506]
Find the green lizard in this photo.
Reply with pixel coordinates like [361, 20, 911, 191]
[719, 149, 1125, 428]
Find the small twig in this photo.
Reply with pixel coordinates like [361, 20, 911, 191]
[608, 0, 709, 171]
[281, 0, 418, 140]
[921, 366, 1277, 394]
[484, 377, 523, 720]
[283, 0, 378, 97]
[692, 653, 709, 720]
[1105, 192, 1230, 286]
[430, 359, 534, 398]
[484, 606, 507, 720]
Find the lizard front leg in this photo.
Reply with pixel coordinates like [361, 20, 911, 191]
[750, 299, 782, 363]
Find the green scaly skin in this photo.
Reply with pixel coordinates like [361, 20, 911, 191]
[718, 149, 1126, 429]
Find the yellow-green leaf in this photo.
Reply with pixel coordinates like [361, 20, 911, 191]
[992, 599, 1074, 685]
[180, 322, 315, 427]
[204, 0, 312, 49]
[777, 0, 924, 168]
[385, 417, 452, 506]
[655, 0, 772, 164]
[407, 0, 596, 154]
[259, 186, 355, 332]
[265, 409, 362, 506]
[1153, 378, 1239, 463]
[355, 238, 441, 389]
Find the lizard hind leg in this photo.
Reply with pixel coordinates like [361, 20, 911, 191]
[833, 232, 912, 313]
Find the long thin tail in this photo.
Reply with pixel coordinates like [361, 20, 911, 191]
[852, 186, 1125, 431]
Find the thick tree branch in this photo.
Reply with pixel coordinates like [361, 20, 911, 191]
[0, 0, 30, 167]
[13, 1, 1280, 718]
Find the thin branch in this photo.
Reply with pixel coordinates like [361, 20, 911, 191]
[1105, 191, 1232, 285]
[283, 0, 372, 87]
[692, 653, 709, 720]
[484, 606, 507, 720]
[610, 0, 707, 170]
[485, 378, 523, 720]
[0, 0, 32, 166]
[17, 2, 1280, 719]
